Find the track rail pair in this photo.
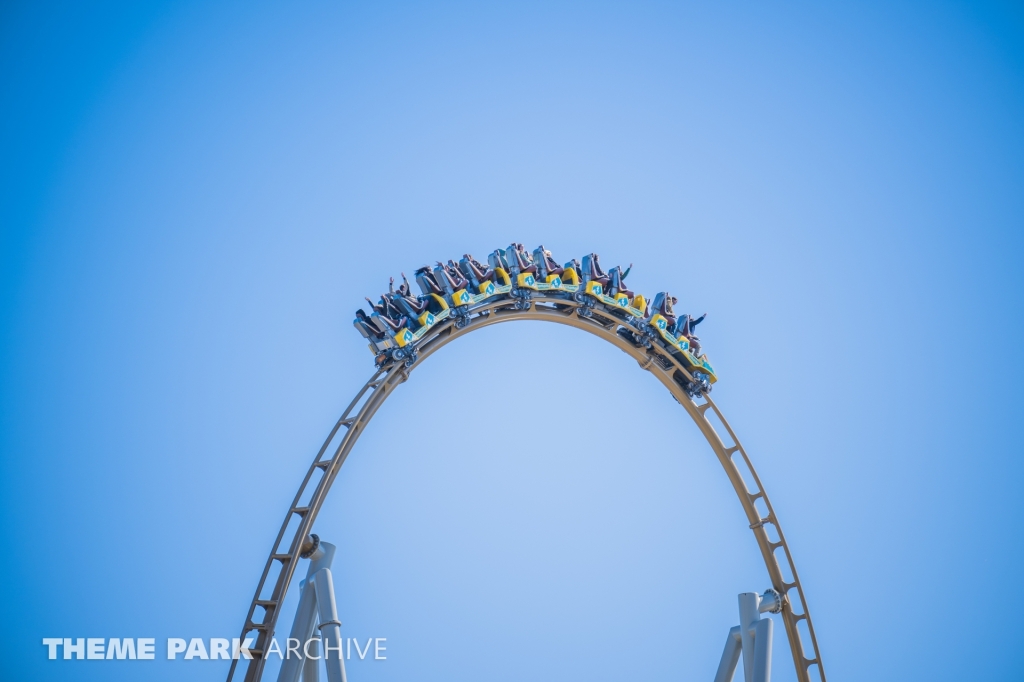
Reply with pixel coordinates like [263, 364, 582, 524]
[227, 295, 826, 682]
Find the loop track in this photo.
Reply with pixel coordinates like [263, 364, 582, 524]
[227, 294, 826, 682]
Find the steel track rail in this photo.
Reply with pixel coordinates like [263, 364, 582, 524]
[227, 295, 826, 682]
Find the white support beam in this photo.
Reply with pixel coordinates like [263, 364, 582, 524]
[713, 590, 779, 682]
[276, 541, 347, 682]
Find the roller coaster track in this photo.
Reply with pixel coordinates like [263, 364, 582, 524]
[227, 294, 826, 682]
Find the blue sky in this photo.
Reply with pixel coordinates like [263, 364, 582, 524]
[2, 1, 1023, 680]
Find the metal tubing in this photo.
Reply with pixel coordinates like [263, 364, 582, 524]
[713, 626, 742, 682]
[753, 618, 773, 682]
[276, 580, 319, 682]
[301, 642, 319, 682]
[758, 590, 781, 615]
[313, 568, 347, 682]
[307, 542, 336, 578]
[277, 542, 337, 682]
[738, 593, 760, 682]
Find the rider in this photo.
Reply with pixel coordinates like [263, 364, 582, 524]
[366, 293, 402, 321]
[354, 309, 385, 339]
[460, 254, 496, 287]
[395, 273, 416, 298]
[389, 275, 429, 318]
[534, 245, 565, 280]
[487, 248, 510, 273]
[413, 265, 445, 296]
[676, 312, 707, 356]
[606, 263, 634, 299]
[436, 260, 470, 292]
[507, 243, 538, 275]
[364, 297, 409, 332]
[584, 253, 610, 286]
[563, 257, 581, 279]
[648, 293, 678, 331]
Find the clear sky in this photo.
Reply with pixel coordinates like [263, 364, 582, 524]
[2, 1, 1023, 681]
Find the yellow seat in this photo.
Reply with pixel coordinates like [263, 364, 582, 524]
[649, 313, 669, 331]
[517, 272, 538, 288]
[394, 327, 415, 347]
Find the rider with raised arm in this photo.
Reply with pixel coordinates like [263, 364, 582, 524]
[676, 312, 707, 356]
[607, 263, 634, 299]
[396, 273, 414, 298]
[390, 274, 429, 317]
[365, 297, 409, 331]
[367, 293, 401, 321]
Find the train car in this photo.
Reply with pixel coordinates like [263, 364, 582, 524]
[471, 268, 513, 301]
[515, 271, 574, 293]
[355, 248, 715, 386]
[513, 267, 583, 294]
[582, 280, 648, 319]
[393, 307, 450, 348]
[353, 320, 396, 357]
[447, 266, 514, 307]
[384, 267, 514, 355]
[648, 313, 717, 383]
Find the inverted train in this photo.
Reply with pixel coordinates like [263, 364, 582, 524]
[353, 244, 716, 391]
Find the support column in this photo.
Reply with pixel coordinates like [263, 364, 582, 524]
[712, 590, 779, 682]
[276, 538, 345, 682]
